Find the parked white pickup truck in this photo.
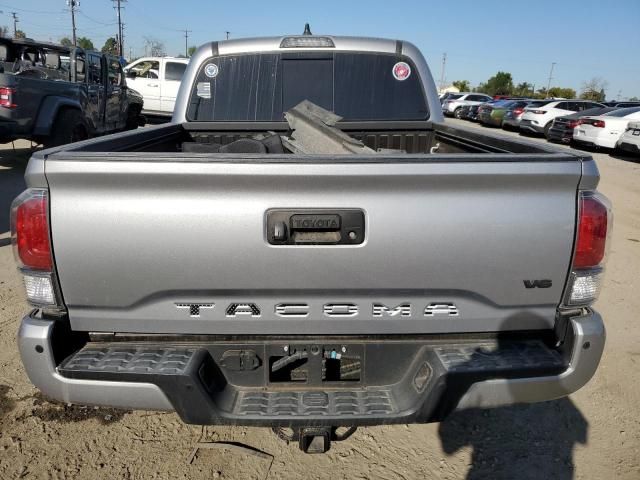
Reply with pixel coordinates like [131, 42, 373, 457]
[124, 56, 189, 117]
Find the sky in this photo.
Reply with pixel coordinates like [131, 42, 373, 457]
[2, 0, 639, 99]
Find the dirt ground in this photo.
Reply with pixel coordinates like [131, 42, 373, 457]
[0, 122, 639, 479]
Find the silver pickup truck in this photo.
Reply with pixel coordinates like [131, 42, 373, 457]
[11, 34, 610, 453]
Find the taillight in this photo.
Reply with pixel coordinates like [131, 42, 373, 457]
[574, 195, 608, 268]
[591, 120, 605, 128]
[566, 119, 582, 129]
[0, 87, 16, 108]
[513, 108, 524, 115]
[564, 192, 612, 306]
[11, 189, 51, 270]
[10, 189, 60, 307]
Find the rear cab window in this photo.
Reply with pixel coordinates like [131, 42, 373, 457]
[165, 61, 187, 81]
[87, 53, 103, 85]
[128, 60, 159, 79]
[107, 57, 123, 86]
[187, 52, 429, 121]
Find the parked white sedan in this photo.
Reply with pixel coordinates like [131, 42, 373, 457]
[616, 121, 640, 155]
[573, 107, 640, 149]
[442, 93, 493, 117]
[520, 100, 604, 137]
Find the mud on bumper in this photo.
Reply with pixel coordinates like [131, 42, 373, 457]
[18, 311, 604, 426]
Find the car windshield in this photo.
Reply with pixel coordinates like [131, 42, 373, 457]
[187, 52, 429, 121]
[527, 100, 552, 108]
[603, 107, 640, 117]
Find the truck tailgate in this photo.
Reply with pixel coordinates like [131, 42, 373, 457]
[46, 156, 580, 334]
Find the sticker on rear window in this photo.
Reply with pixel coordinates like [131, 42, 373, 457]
[392, 62, 411, 81]
[196, 82, 211, 99]
[204, 63, 219, 78]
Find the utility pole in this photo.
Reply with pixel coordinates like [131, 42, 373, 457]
[65, 1, 78, 45]
[183, 29, 191, 57]
[546, 62, 556, 93]
[438, 52, 447, 93]
[225, 31, 230, 40]
[112, 0, 126, 56]
[11, 12, 18, 38]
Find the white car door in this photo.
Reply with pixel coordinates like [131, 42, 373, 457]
[160, 60, 188, 114]
[125, 59, 161, 112]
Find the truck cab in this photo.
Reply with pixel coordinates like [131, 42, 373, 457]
[124, 56, 188, 116]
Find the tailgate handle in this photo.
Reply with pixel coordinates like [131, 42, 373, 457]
[266, 210, 364, 245]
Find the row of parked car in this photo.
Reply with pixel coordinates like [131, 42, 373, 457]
[440, 92, 640, 155]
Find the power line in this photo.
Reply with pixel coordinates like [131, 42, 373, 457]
[0, 3, 63, 14]
[77, 10, 117, 26]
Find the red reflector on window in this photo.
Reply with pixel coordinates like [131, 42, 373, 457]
[574, 195, 608, 268]
[11, 190, 52, 270]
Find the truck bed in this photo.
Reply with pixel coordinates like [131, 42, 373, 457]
[57, 120, 571, 155]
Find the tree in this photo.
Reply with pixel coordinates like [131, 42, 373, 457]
[513, 82, 534, 97]
[548, 87, 576, 99]
[187, 45, 197, 57]
[101, 37, 118, 55]
[479, 71, 514, 96]
[452, 80, 470, 92]
[630, 96, 639, 101]
[77, 37, 94, 50]
[15, 30, 26, 39]
[143, 37, 165, 57]
[60, 37, 72, 46]
[580, 77, 608, 102]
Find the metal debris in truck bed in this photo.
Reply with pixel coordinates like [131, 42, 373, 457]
[282, 100, 376, 155]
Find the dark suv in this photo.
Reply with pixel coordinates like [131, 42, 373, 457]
[0, 38, 144, 147]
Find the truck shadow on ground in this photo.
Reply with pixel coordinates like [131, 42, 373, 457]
[439, 398, 587, 480]
[609, 152, 640, 164]
[436, 318, 588, 480]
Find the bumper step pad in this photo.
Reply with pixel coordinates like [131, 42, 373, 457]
[435, 340, 564, 373]
[236, 390, 395, 417]
[58, 339, 566, 425]
[60, 346, 200, 375]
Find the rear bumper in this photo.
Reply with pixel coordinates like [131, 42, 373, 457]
[547, 127, 572, 143]
[519, 119, 545, 133]
[617, 141, 640, 154]
[18, 310, 605, 425]
[502, 117, 521, 127]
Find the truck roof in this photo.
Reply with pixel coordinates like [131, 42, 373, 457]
[201, 35, 403, 56]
